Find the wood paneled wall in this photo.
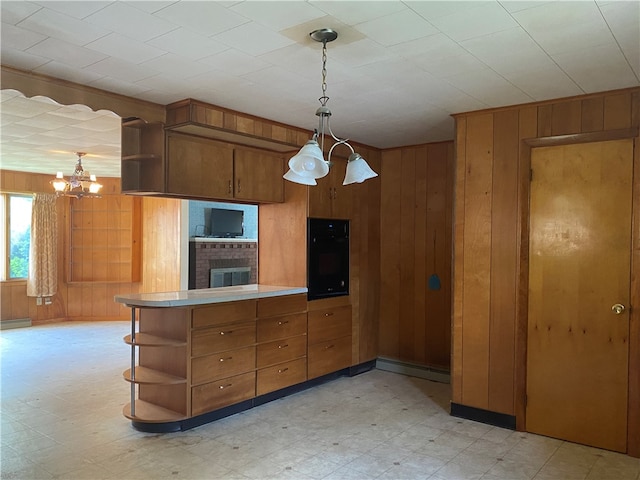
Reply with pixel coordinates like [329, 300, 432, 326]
[452, 87, 640, 456]
[379, 141, 454, 370]
[141, 197, 182, 294]
[349, 150, 382, 364]
[0, 170, 140, 323]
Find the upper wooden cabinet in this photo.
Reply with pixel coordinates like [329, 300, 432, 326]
[166, 132, 234, 199]
[308, 156, 351, 219]
[234, 147, 284, 203]
[121, 119, 285, 203]
[166, 133, 284, 202]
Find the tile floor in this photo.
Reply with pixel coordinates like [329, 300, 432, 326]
[1, 321, 638, 480]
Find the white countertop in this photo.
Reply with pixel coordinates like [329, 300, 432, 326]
[114, 284, 307, 308]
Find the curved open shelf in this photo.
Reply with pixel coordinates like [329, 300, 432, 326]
[123, 366, 186, 385]
[123, 333, 186, 347]
[122, 400, 187, 423]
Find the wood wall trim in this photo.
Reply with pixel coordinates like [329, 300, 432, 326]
[452, 86, 640, 119]
[629, 136, 640, 457]
[451, 117, 466, 404]
[514, 107, 538, 431]
[1, 66, 165, 123]
[524, 127, 639, 148]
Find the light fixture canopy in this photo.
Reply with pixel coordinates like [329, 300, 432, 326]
[283, 28, 378, 186]
[50, 152, 103, 199]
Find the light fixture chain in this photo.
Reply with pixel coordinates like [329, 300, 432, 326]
[319, 41, 329, 107]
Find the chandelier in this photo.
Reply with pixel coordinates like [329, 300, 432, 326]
[50, 152, 103, 198]
[283, 29, 378, 186]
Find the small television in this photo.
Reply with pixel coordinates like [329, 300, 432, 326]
[210, 208, 244, 238]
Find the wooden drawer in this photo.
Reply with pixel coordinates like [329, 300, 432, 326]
[191, 372, 255, 416]
[257, 358, 306, 396]
[308, 305, 351, 344]
[256, 334, 306, 368]
[192, 300, 256, 329]
[191, 321, 256, 357]
[257, 294, 306, 318]
[191, 346, 255, 386]
[307, 335, 352, 379]
[257, 312, 306, 343]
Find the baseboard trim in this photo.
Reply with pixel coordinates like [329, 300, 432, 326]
[450, 402, 516, 430]
[375, 357, 450, 384]
[0, 318, 32, 330]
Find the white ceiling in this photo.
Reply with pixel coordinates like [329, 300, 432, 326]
[1, 0, 638, 178]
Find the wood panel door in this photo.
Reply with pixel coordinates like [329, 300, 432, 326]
[526, 139, 633, 453]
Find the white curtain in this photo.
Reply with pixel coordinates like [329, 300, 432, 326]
[27, 193, 58, 297]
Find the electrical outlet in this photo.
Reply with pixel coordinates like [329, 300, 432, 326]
[36, 297, 43, 306]
[44, 297, 52, 305]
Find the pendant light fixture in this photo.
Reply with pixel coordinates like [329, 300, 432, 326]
[50, 152, 103, 198]
[283, 29, 378, 186]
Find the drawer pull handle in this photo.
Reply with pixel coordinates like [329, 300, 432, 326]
[278, 320, 289, 325]
[228, 180, 232, 194]
[219, 330, 233, 335]
[219, 383, 232, 389]
[325, 312, 334, 317]
[278, 344, 289, 349]
[325, 344, 335, 350]
[278, 368, 289, 374]
[219, 356, 233, 362]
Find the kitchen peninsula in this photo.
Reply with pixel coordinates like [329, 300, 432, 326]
[115, 284, 360, 432]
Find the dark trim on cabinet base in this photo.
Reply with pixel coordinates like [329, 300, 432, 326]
[450, 402, 516, 430]
[129, 361, 376, 433]
[349, 359, 376, 376]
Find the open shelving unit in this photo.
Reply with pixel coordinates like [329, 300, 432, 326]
[123, 306, 189, 425]
[120, 118, 165, 194]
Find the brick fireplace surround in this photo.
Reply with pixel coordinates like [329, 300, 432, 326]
[188, 239, 258, 289]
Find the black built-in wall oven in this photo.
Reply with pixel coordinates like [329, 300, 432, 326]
[307, 218, 349, 301]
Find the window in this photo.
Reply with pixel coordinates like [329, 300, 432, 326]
[1, 193, 33, 280]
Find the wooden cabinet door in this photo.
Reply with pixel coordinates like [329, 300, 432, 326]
[327, 157, 351, 219]
[166, 133, 233, 198]
[234, 148, 284, 203]
[308, 157, 351, 219]
[308, 172, 334, 218]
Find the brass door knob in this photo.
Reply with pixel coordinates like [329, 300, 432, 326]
[612, 304, 626, 314]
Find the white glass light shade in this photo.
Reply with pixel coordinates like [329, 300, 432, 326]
[283, 169, 317, 185]
[89, 181, 103, 194]
[51, 172, 67, 192]
[288, 140, 329, 179]
[343, 153, 378, 185]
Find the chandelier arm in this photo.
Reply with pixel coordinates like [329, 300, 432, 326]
[327, 138, 355, 165]
[326, 120, 349, 145]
